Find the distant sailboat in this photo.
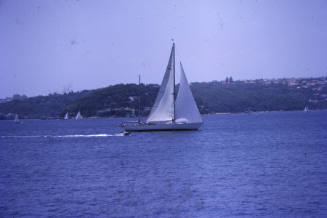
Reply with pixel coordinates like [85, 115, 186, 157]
[75, 111, 83, 120]
[121, 43, 203, 131]
[14, 114, 21, 124]
[304, 106, 309, 112]
[64, 112, 69, 120]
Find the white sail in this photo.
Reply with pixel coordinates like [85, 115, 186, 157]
[14, 114, 20, 122]
[175, 62, 202, 123]
[304, 106, 309, 112]
[146, 43, 175, 123]
[75, 111, 83, 120]
[64, 112, 69, 120]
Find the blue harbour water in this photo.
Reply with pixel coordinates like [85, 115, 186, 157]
[0, 111, 327, 217]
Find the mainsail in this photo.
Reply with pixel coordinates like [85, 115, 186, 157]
[64, 112, 69, 120]
[146, 43, 175, 123]
[175, 62, 202, 123]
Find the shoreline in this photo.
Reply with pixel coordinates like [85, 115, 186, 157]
[1, 109, 326, 121]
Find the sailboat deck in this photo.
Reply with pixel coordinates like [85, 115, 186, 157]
[124, 122, 202, 132]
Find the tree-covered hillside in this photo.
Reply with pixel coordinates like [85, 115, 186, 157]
[191, 81, 313, 113]
[0, 91, 91, 119]
[1, 78, 326, 119]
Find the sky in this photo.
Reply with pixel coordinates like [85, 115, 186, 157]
[0, 0, 327, 98]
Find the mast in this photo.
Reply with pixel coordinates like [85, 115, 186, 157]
[172, 42, 176, 122]
[138, 74, 141, 123]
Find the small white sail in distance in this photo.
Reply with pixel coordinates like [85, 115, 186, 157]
[14, 114, 20, 122]
[75, 111, 83, 120]
[175, 62, 203, 124]
[146, 43, 175, 123]
[64, 112, 69, 120]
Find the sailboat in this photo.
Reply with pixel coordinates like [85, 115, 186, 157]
[14, 114, 21, 124]
[75, 111, 83, 120]
[64, 112, 69, 120]
[304, 106, 309, 112]
[122, 43, 203, 132]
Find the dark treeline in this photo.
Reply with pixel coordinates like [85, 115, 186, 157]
[1, 79, 326, 119]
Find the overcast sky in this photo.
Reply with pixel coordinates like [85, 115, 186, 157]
[0, 0, 326, 98]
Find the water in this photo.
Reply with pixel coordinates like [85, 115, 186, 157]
[0, 111, 326, 217]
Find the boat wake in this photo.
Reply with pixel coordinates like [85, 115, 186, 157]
[57, 133, 129, 137]
[1, 133, 130, 138]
